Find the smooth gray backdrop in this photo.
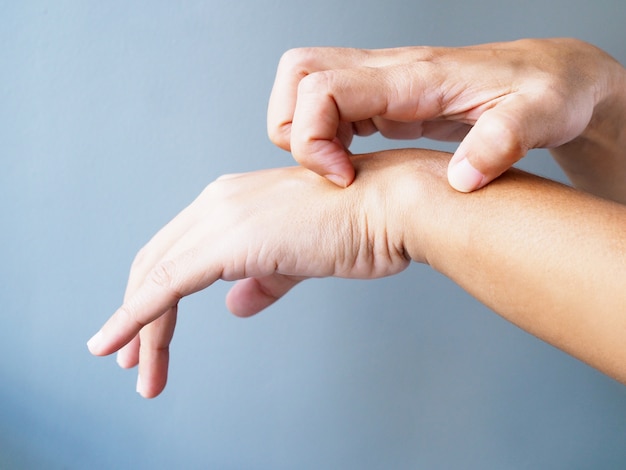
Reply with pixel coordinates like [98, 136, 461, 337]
[2, 1, 626, 468]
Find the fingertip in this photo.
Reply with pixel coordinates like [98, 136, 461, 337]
[324, 173, 351, 188]
[136, 364, 167, 399]
[448, 157, 487, 193]
[135, 373, 159, 398]
[322, 148, 356, 188]
[116, 353, 127, 368]
[116, 352, 136, 369]
[136, 373, 158, 399]
[451, 105, 529, 193]
[136, 373, 143, 395]
[226, 276, 302, 318]
[292, 136, 355, 187]
[225, 280, 263, 318]
[87, 330, 104, 355]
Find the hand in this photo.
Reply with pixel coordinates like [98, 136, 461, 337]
[268, 38, 624, 192]
[87, 151, 427, 398]
[87, 148, 626, 395]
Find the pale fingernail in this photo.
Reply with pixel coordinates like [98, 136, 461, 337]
[448, 158, 486, 193]
[136, 373, 144, 396]
[324, 173, 348, 188]
[87, 330, 103, 354]
[116, 352, 125, 368]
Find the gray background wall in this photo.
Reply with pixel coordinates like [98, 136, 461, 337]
[2, 1, 626, 468]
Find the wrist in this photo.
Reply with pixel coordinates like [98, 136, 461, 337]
[351, 149, 453, 267]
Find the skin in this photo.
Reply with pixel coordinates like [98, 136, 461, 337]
[88, 149, 626, 398]
[88, 39, 626, 397]
[267, 38, 626, 196]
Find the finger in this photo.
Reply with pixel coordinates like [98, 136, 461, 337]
[447, 94, 571, 192]
[372, 118, 472, 142]
[136, 307, 177, 398]
[268, 46, 437, 149]
[268, 47, 370, 150]
[225, 274, 306, 318]
[290, 63, 448, 186]
[116, 334, 140, 369]
[87, 250, 224, 357]
[123, 202, 199, 301]
[420, 120, 472, 142]
[110, 200, 202, 367]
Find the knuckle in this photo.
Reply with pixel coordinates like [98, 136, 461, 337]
[130, 245, 151, 274]
[413, 45, 437, 62]
[118, 304, 146, 329]
[148, 260, 177, 290]
[484, 116, 526, 163]
[278, 47, 320, 72]
[267, 120, 292, 149]
[215, 172, 242, 182]
[202, 178, 238, 204]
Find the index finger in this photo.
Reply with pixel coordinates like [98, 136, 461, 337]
[269, 47, 456, 186]
[87, 254, 224, 357]
[87, 266, 185, 356]
[267, 46, 433, 147]
[289, 62, 449, 185]
[267, 47, 370, 150]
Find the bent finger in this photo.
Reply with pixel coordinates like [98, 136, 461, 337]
[268, 47, 371, 150]
[447, 94, 579, 192]
[290, 63, 448, 185]
[116, 334, 140, 369]
[225, 274, 306, 318]
[123, 200, 200, 303]
[88, 252, 224, 357]
[136, 307, 178, 398]
[268, 46, 441, 149]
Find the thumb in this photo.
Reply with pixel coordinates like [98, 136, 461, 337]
[448, 103, 532, 192]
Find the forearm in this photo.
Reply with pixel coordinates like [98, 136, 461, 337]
[550, 51, 626, 204]
[397, 151, 626, 382]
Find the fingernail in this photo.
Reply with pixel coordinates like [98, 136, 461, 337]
[136, 373, 144, 396]
[448, 158, 486, 193]
[87, 330, 103, 354]
[324, 174, 348, 188]
[116, 352, 125, 368]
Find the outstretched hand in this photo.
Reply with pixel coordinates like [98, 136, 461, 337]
[87, 151, 426, 398]
[268, 38, 621, 191]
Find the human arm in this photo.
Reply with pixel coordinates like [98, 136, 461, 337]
[268, 38, 626, 196]
[406, 152, 626, 383]
[87, 149, 626, 397]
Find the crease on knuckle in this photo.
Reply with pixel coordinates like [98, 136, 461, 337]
[148, 260, 183, 300]
[118, 304, 147, 330]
